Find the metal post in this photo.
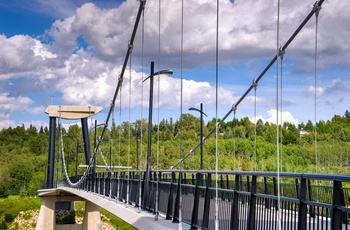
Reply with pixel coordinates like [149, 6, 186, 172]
[200, 103, 204, 170]
[298, 177, 307, 230]
[81, 118, 91, 165]
[144, 61, 155, 208]
[46, 117, 56, 188]
[189, 103, 207, 170]
[143, 61, 173, 209]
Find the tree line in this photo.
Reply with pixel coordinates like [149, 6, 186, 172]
[0, 111, 349, 198]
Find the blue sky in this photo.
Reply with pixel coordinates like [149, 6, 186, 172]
[0, 0, 349, 129]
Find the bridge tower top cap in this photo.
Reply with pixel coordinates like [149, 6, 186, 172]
[45, 105, 103, 120]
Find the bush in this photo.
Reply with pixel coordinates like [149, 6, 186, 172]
[4, 212, 15, 222]
[56, 210, 76, 224]
[0, 182, 10, 199]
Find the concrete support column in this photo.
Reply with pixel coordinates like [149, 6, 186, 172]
[83, 201, 101, 230]
[36, 196, 56, 230]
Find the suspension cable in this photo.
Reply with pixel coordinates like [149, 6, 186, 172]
[215, 0, 219, 229]
[279, 47, 285, 172]
[126, 41, 132, 206]
[253, 79, 258, 171]
[170, 0, 326, 169]
[94, 0, 146, 164]
[178, 0, 184, 228]
[276, 0, 282, 229]
[58, 111, 91, 187]
[154, 0, 162, 221]
[138, 3, 145, 213]
[117, 84, 122, 201]
[313, 1, 321, 175]
[233, 105, 237, 171]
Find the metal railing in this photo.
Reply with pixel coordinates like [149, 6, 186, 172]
[60, 170, 350, 230]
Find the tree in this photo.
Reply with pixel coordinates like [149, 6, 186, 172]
[345, 110, 350, 119]
[9, 157, 34, 195]
[0, 167, 10, 198]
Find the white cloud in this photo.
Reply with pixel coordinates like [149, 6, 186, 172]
[308, 85, 325, 97]
[0, 119, 17, 129]
[251, 109, 299, 126]
[0, 93, 33, 111]
[0, 0, 349, 129]
[32, 40, 57, 60]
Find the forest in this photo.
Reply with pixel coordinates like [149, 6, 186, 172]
[0, 110, 349, 198]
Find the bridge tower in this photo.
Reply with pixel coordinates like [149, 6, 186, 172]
[44, 105, 103, 188]
[36, 106, 102, 230]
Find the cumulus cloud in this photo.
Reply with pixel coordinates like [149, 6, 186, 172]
[0, 0, 349, 128]
[0, 93, 45, 128]
[251, 109, 299, 126]
[307, 78, 349, 97]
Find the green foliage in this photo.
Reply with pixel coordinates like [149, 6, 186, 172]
[56, 210, 76, 224]
[0, 196, 42, 229]
[100, 209, 136, 230]
[9, 157, 34, 195]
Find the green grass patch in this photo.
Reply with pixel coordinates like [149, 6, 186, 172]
[100, 208, 136, 230]
[0, 196, 41, 229]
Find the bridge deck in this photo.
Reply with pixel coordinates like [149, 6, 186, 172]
[56, 187, 180, 230]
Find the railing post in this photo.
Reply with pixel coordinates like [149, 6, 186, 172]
[230, 174, 240, 230]
[308, 179, 315, 217]
[202, 173, 212, 229]
[166, 171, 176, 220]
[190, 173, 201, 229]
[297, 176, 307, 230]
[273, 177, 278, 209]
[247, 175, 257, 230]
[154, 171, 161, 220]
[264, 177, 269, 209]
[331, 180, 343, 229]
[295, 178, 299, 199]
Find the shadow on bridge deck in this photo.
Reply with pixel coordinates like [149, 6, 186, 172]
[55, 187, 179, 230]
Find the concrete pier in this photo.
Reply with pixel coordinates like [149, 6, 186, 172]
[36, 189, 101, 230]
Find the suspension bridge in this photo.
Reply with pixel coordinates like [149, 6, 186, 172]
[35, 0, 350, 229]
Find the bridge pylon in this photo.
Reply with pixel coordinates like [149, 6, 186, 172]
[36, 189, 101, 230]
[43, 105, 103, 189]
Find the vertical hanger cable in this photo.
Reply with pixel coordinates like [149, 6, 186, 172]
[215, 0, 220, 229]
[276, 0, 282, 228]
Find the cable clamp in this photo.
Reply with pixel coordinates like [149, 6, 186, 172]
[313, 1, 321, 18]
[128, 40, 133, 54]
[232, 104, 237, 114]
[252, 79, 258, 90]
[278, 47, 285, 60]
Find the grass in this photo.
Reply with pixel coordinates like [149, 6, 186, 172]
[0, 196, 42, 229]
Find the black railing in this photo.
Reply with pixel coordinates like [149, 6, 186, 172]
[60, 171, 350, 230]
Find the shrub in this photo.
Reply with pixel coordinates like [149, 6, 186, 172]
[56, 210, 76, 224]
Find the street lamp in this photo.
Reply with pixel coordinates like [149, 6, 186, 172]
[143, 61, 173, 208]
[189, 103, 207, 170]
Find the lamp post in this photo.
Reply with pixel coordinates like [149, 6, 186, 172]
[189, 103, 207, 170]
[143, 61, 173, 208]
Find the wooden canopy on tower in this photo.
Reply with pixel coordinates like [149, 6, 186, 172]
[45, 106, 103, 120]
